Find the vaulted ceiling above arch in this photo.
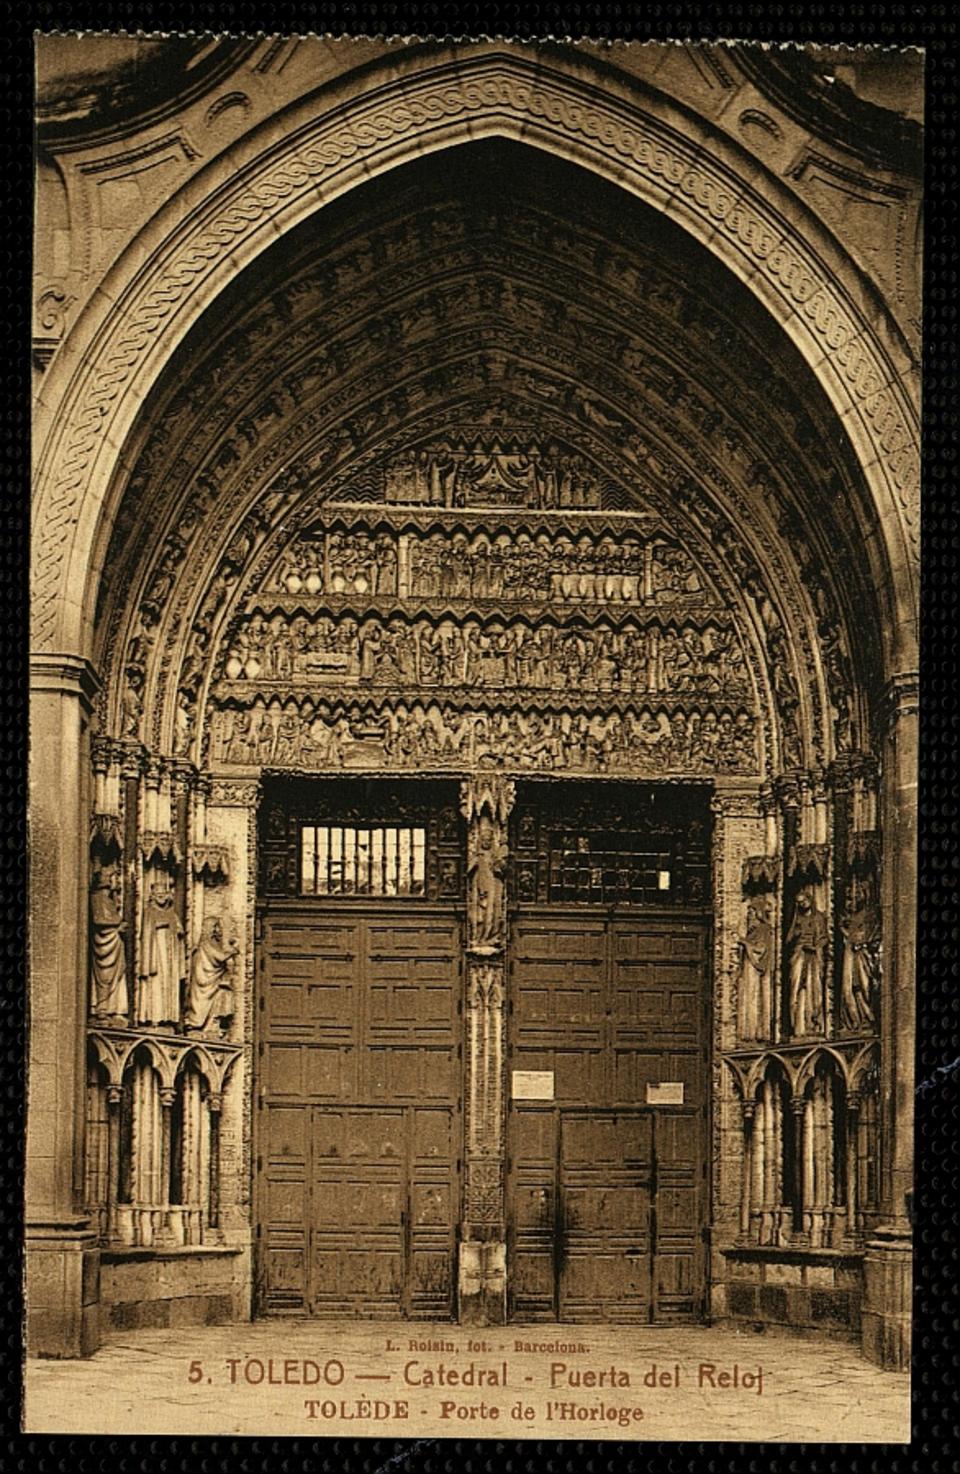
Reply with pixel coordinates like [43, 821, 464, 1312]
[94, 140, 885, 779]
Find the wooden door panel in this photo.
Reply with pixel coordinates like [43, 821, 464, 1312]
[409, 1106, 457, 1318]
[562, 1250, 653, 1323]
[559, 1112, 654, 1322]
[509, 911, 708, 1325]
[260, 1098, 310, 1311]
[612, 1049, 701, 1106]
[652, 1111, 701, 1320]
[508, 1106, 558, 1320]
[511, 919, 606, 1047]
[258, 905, 461, 1319]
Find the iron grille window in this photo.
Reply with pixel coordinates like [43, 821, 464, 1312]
[299, 824, 427, 897]
[548, 832, 675, 904]
[510, 781, 711, 907]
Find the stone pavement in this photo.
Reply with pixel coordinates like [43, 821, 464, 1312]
[23, 1319, 910, 1443]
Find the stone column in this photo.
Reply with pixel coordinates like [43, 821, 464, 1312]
[204, 778, 256, 1273]
[457, 775, 514, 1326]
[207, 1092, 223, 1241]
[862, 672, 917, 1370]
[105, 1085, 122, 1244]
[157, 1086, 176, 1246]
[710, 783, 767, 1313]
[27, 653, 101, 1356]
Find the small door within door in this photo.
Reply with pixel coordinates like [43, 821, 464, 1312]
[560, 1112, 653, 1321]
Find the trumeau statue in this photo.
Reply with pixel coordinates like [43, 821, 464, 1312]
[136, 873, 186, 1029]
[787, 886, 829, 1037]
[89, 862, 129, 1020]
[839, 879, 880, 1031]
[184, 914, 238, 1034]
[466, 812, 508, 952]
[736, 896, 773, 1042]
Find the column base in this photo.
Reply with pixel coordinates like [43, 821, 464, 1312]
[457, 1238, 506, 1326]
[861, 1223, 912, 1370]
[25, 1220, 101, 1358]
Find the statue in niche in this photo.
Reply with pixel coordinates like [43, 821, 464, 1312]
[787, 886, 829, 1037]
[136, 872, 185, 1028]
[466, 812, 508, 952]
[736, 896, 773, 1041]
[184, 914, 238, 1034]
[839, 878, 880, 1031]
[89, 862, 129, 1021]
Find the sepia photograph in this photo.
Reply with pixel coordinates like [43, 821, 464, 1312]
[25, 31, 922, 1443]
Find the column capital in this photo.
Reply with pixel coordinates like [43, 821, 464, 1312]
[710, 781, 763, 819]
[771, 771, 808, 809]
[882, 670, 919, 731]
[30, 651, 100, 710]
[827, 750, 879, 791]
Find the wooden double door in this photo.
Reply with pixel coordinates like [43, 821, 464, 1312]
[507, 910, 710, 1322]
[256, 904, 462, 1318]
[256, 900, 710, 1322]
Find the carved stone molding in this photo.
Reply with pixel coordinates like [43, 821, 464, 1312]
[33, 49, 918, 658]
[191, 843, 232, 882]
[711, 785, 763, 819]
[461, 951, 508, 1323]
[741, 854, 778, 891]
[208, 778, 261, 808]
[881, 670, 920, 731]
[788, 842, 830, 883]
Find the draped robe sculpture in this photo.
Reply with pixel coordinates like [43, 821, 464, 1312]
[736, 897, 773, 1041]
[90, 862, 129, 1020]
[184, 915, 238, 1033]
[839, 880, 880, 1030]
[136, 876, 185, 1028]
[787, 886, 828, 1037]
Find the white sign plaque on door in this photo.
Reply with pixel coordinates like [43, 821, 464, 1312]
[647, 1081, 685, 1105]
[512, 1070, 555, 1100]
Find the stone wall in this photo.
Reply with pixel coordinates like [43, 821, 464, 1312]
[99, 1245, 249, 1335]
[719, 1247, 862, 1340]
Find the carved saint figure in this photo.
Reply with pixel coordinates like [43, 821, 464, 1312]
[90, 862, 129, 1020]
[467, 813, 507, 950]
[736, 897, 773, 1041]
[839, 879, 880, 1030]
[184, 915, 238, 1034]
[787, 886, 828, 1037]
[136, 875, 185, 1028]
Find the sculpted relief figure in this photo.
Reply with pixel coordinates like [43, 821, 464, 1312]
[212, 699, 759, 777]
[89, 862, 129, 1021]
[787, 887, 829, 1037]
[262, 521, 714, 609]
[839, 879, 880, 1031]
[217, 608, 750, 708]
[466, 812, 508, 951]
[184, 915, 238, 1035]
[736, 897, 773, 1042]
[136, 873, 186, 1029]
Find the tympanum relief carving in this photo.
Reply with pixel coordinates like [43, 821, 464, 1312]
[201, 509, 760, 778]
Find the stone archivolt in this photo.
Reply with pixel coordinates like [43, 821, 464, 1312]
[91, 162, 876, 780]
